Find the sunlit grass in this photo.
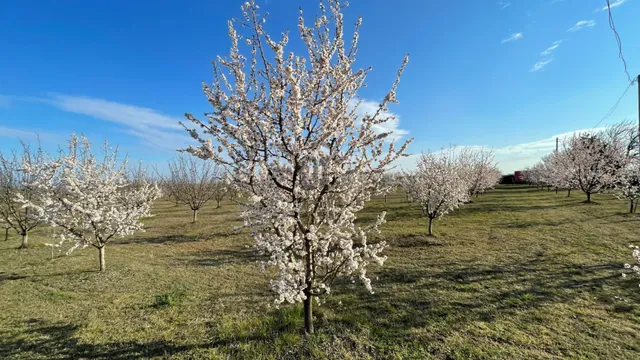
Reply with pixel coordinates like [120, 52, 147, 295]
[1, 185, 640, 359]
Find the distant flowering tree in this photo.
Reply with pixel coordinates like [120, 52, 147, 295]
[622, 245, 640, 287]
[0, 143, 48, 249]
[562, 133, 626, 202]
[402, 150, 469, 236]
[613, 160, 640, 213]
[379, 173, 397, 203]
[459, 148, 500, 199]
[17, 134, 161, 271]
[181, 0, 410, 334]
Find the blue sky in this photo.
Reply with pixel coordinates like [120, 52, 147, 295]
[1, 0, 638, 173]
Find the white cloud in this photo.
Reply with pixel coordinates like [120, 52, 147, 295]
[540, 40, 562, 56]
[502, 32, 523, 44]
[599, 0, 627, 11]
[568, 20, 596, 32]
[530, 58, 554, 72]
[36, 94, 193, 151]
[499, 1, 511, 10]
[394, 127, 610, 174]
[349, 98, 409, 142]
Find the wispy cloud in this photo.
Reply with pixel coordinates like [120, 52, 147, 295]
[502, 32, 523, 44]
[498, 1, 511, 10]
[530, 58, 554, 72]
[540, 40, 562, 56]
[34, 94, 193, 151]
[599, 0, 627, 11]
[349, 98, 409, 142]
[568, 20, 596, 32]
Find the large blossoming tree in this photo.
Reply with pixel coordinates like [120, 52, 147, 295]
[18, 134, 161, 271]
[181, 0, 410, 334]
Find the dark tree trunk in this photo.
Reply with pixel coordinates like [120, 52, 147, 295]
[4, 228, 8, 241]
[98, 247, 106, 272]
[567, 189, 571, 197]
[303, 288, 313, 335]
[192, 209, 198, 223]
[384, 194, 388, 203]
[428, 217, 434, 236]
[216, 199, 220, 208]
[555, 187, 558, 194]
[630, 199, 635, 214]
[586, 192, 591, 202]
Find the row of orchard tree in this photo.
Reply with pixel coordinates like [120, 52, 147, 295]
[0, 137, 234, 270]
[0, 0, 506, 335]
[523, 122, 640, 211]
[398, 148, 502, 235]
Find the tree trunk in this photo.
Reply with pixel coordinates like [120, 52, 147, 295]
[303, 289, 313, 334]
[428, 217, 434, 236]
[98, 246, 106, 272]
[192, 209, 198, 223]
[547, 186, 550, 192]
[555, 187, 558, 194]
[630, 199, 635, 214]
[4, 228, 8, 241]
[586, 192, 591, 202]
[216, 199, 220, 208]
[384, 194, 388, 203]
[567, 189, 571, 197]
[19, 232, 28, 249]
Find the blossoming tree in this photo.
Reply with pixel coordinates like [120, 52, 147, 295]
[562, 133, 626, 202]
[402, 150, 469, 236]
[0, 143, 47, 249]
[18, 134, 161, 271]
[181, 0, 410, 334]
[459, 148, 501, 199]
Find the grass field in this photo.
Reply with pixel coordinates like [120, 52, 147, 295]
[1, 185, 640, 359]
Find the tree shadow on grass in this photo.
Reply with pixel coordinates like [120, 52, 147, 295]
[116, 234, 201, 246]
[0, 319, 203, 360]
[332, 259, 639, 340]
[174, 247, 261, 267]
[0, 272, 26, 283]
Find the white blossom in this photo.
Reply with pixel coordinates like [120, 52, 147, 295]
[401, 149, 469, 236]
[180, 0, 410, 334]
[16, 134, 161, 271]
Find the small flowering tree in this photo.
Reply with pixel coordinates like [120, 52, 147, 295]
[18, 134, 161, 271]
[403, 150, 469, 236]
[181, 0, 410, 334]
[0, 143, 47, 248]
[379, 173, 397, 203]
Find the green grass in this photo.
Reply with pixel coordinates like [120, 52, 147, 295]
[1, 185, 640, 359]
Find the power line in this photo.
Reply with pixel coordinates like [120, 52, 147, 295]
[606, 0, 635, 85]
[593, 81, 634, 128]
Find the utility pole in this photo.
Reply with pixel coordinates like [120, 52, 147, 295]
[637, 75, 640, 139]
[555, 137, 559, 152]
